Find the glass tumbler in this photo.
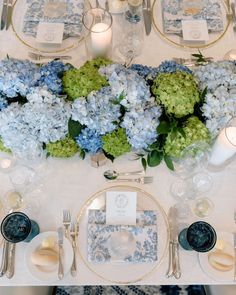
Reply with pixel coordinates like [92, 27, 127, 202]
[178, 221, 217, 252]
[1, 212, 40, 243]
[82, 8, 113, 59]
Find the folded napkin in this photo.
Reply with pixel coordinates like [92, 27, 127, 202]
[162, 0, 223, 34]
[23, 0, 85, 38]
[87, 210, 158, 264]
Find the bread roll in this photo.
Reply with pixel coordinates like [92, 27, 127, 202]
[208, 252, 234, 272]
[31, 249, 59, 267]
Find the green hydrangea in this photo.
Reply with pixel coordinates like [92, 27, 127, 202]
[164, 116, 210, 158]
[46, 136, 79, 158]
[102, 128, 131, 158]
[152, 71, 200, 118]
[0, 139, 11, 153]
[62, 58, 112, 100]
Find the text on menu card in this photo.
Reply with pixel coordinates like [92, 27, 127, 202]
[106, 191, 137, 225]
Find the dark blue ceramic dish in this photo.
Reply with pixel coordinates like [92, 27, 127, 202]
[186, 221, 217, 252]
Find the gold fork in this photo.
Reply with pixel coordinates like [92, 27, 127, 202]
[108, 176, 153, 184]
[63, 210, 71, 239]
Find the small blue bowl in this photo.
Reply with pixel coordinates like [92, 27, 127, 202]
[186, 221, 217, 252]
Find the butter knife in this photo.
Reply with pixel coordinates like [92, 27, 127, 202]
[57, 227, 64, 280]
[6, 0, 13, 30]
[142, 0, 152, 35]
[167, 207, 181, 279]
[0, 240, 9, 277]
[1, 0, 8, 30]
[6, 243, 15, 279]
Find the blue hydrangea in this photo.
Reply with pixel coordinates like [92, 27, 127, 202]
[156, 60, 192, 75]
[121, 106, 162, 150]
[71, 87, 121, 135]
[0, 58, 40, 97]
[0, 94, 8, 110]
[130, 61, 192, 82]
[99, 64, 152, 109]
[130, 64, 159, 80]
[76, 128, 102, 154]
[38, 61, 71, 94]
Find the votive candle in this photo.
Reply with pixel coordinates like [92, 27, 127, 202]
[90, 22, 112, 57]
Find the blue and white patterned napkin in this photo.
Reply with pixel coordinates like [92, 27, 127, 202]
[162, 0, 223, 34]
[23, 0, 85, 38]
[87, 210, 158, 264]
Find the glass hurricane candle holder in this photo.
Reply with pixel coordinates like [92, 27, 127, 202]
[208, 117, 236, 170]
[82, 8, 113, 59]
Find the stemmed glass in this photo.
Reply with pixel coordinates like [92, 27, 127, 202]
[170, 142, 214, 218]
[117, 0, 144, 66]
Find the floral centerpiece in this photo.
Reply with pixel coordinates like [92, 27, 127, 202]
[0, 57, 235, 170]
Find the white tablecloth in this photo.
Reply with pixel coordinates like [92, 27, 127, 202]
[0, 0, 236, 286]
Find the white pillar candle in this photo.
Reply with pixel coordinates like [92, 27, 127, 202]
[209, 127, 236, 166]
[90, 23, 112, 57]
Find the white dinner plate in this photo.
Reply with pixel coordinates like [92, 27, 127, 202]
[25, 231, 73, 282]
[198, 232, 234, 282]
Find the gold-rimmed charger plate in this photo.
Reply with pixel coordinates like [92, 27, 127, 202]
[11, 0, 91, 53]
[152, 0, 230, 49]
[77, 185, 169, 284]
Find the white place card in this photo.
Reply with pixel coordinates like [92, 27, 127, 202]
[106, 191, 137, 225]
[181, 20, 209, 41]
[36, 22, 64, 44]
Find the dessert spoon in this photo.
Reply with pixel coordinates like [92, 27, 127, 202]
[104, 169, 145, 180]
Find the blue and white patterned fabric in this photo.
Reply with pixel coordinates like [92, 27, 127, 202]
[87, 210, 158, 264]
[23, 0, 84, 38]
[55, 285, 206, 295]
[162, 0, 223, 34]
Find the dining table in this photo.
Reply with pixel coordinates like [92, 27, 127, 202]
[0, 0, 236, 287]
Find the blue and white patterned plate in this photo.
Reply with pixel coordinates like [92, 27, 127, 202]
[87, 210, 158, 264]
[162, 0, 224, 34]
[23, 0, 84, 38]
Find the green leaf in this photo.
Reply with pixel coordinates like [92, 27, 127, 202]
[80, 149, 86, 160]
[157, 121, 171, 134]
[147, 150, 163, 167]
[68, 118, 83, 138]
[164, 155, 174, 171]
[141, 157, 147, 171]
[191, 53, 202, 58]
[200, 86, 208, 103]
[103, 149, 114, 162]
[177, 127, 186, 139]
[136, 153, 145, 158]
[170, 127, 178, 141]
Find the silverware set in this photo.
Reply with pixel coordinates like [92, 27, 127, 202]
[104, 169, 153, 184]
[1, 0, 13, 30]
[62, 209, 79, 278]
[28, 52, 72, 61]
[172, 57, 213, 66]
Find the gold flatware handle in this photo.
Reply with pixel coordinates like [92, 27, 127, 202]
[58, 245, 64, 280]
[166, 242, 174, 278]
[71, 243, 77, 277]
